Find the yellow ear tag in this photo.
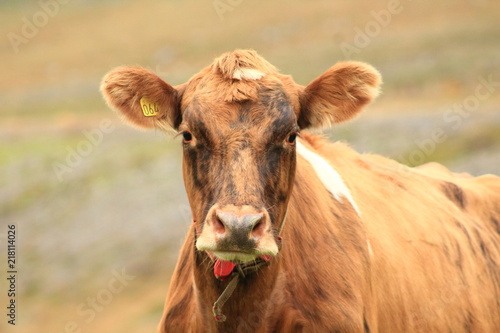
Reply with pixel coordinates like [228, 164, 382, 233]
[140, 97, 159, 117]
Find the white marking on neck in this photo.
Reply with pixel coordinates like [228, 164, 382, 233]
[297, 140, 360, 215]
[232, 68, 266, 80]
[367, 239, 373, 256]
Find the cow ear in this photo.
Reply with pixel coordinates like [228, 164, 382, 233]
[298, 61, 381, 129]
[100, 66, 182, 131]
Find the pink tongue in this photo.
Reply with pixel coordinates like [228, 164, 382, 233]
[214, 259, 236, 280]
[260, 255, 273, 262]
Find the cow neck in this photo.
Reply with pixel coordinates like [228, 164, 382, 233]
[193, 207, 287, 322]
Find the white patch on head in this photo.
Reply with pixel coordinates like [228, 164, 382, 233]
[232, 68, 266, 80]
[297, 140, 360, 215]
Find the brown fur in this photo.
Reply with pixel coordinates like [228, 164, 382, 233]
[100, 66, 184, 131]
[299, 61, 381, 128]
[100, 50, 500, 332]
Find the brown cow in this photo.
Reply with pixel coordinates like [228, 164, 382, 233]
[101, 50, 500, 332]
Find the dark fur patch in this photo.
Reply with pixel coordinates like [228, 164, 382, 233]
[183, 106, 214, 147]
[473, 231, 500, 291]
[454, 220, 475, 255]
[464, 311, 473, 333]
[455, 242, 463, 271]
[491, 217, 500, 235]
[480, 240, 488, 258]
[364, 317, 371, 333]
[442, 243, 451, 261]
[269, 114, 295, 141]
[186, 148, 203, 188]
[313, 284, 328, 301]
[260, 87, 298, 143]
[441, 182, 466, 209]
[258, 146, 296, 225]
[238, 101, 252, 123]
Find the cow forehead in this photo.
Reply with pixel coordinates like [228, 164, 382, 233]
[178, 50, 302, 139]
[181, 86, 298, 137]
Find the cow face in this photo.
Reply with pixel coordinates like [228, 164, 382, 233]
[101, 50, 380, 262]
[178, 81, 299, 261]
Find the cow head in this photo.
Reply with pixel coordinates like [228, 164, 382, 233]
[101, 50, 380, 262]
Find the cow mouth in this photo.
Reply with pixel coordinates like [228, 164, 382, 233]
[210, 250, 276, 263]
[196, 228, 280, 263]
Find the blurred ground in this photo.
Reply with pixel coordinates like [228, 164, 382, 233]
[0, 0, 499, 332]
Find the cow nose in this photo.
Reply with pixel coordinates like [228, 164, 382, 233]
[213, 210, 265, 240]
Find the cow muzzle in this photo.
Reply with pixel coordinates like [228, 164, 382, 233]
[196, 204, 279, 262]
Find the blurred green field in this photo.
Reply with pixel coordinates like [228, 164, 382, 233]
[0, 0, 499, 332]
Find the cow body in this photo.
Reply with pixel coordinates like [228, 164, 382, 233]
[101, 50, 500, 332]
[161, 134, 500, 332]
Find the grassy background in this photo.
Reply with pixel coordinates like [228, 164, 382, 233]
[0, 0, 499, 332]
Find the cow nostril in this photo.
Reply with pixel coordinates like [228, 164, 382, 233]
[251, 219, 265, 239]
[213, 216, 226, 235]
[214, 210, 266, 239]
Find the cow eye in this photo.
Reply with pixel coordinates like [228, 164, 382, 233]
[182, 131, 193, 143]
[286, 133, 297, 145]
